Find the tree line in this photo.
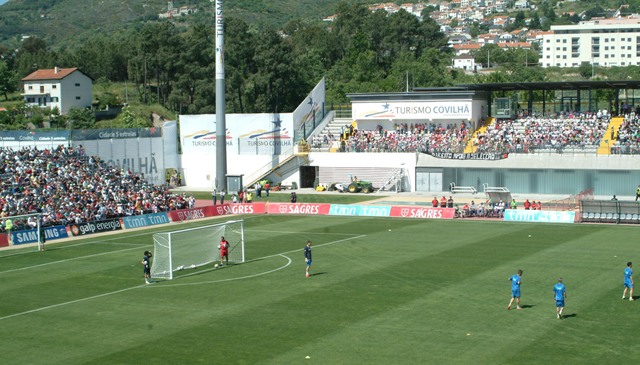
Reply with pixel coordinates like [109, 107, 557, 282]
[2, 1, 640, 128]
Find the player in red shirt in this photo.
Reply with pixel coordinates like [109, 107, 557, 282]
[432, 197, 438, 207]
[218, 236, 230, 266]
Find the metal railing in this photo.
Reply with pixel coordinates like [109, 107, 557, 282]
[242, 146, 296, 188]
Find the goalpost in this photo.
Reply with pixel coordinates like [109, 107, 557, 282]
[151, 219, 245, 280]
[1, 212, 45, 252]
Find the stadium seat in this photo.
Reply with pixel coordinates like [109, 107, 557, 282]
[587, 212, 595, 219]
[620, 213, 627, 220]
[593, 213, 601, 219]
[632, 214, 639, 221]
[606, 213, 613, 220]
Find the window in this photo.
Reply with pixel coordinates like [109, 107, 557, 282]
[605, 46, 609, 50]
[562, 39, 567, 43]
[52, 85, 57, 89]
[75, 96, 81, 100]
[563, 55, 567, 59]
[562, 47, 566, 51]
[546, 39, 550, 43]
[546, 55, 550, 58]
[546, 47, 550, 51]
[75, 83, 80, 87]
[40, 86, 44, 93]
[51, 97, 59, 102]
[28, 85, 33, 90]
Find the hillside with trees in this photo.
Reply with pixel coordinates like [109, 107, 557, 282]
[2, 0, 640, 129]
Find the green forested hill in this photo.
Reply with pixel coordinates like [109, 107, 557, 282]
[0, 0, 376, 46]
[3, 0, 640, 48]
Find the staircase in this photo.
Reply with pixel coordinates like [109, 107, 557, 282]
[315, 118, 355, 152]
[597, 116, 624, 155]
[464, 117, 495, 153]
[377, 168, 404, 192]
[243, 147, 309, 189]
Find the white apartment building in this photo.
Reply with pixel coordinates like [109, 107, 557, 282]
[540, 17, 640, 68]
[22, 67, 92, 114]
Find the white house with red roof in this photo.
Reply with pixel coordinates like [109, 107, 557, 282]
[21, 67, 92, 114]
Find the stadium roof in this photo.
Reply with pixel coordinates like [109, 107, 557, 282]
[415, 80, 640, 92]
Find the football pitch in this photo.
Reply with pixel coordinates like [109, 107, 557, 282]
[1, 215, 639, 364]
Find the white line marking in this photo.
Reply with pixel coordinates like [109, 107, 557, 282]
[0, 246, 144, 275]
[0, 285, 144, 321]
[0, 234, 367, 321]
[247, 229, 359, 236]
[159, 254, 292, 288]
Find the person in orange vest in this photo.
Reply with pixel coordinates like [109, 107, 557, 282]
[440, 196, 447, 208]
[431, 197, 438, 207]
[524, 199, 531, 210]
[531, 201, 539, 210]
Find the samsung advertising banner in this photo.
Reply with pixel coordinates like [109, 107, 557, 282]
[352, 101, 472, 120]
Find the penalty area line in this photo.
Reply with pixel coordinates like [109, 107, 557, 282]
[0, 234, 367, 321]
[157, 254, 292, 288]
[0, 285, 144, 322]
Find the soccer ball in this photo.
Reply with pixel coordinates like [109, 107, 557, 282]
[214, 264, 219, 269]
[142, 260, 148, 266]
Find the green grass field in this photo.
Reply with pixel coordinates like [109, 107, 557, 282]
[1, 215, 639, 364]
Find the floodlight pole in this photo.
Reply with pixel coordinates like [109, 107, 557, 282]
[215, 0, 227, 191]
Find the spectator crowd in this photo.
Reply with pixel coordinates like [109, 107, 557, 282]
[0, 145, 195, 232]
[310, 111, 628, 155]
[611, 112, 640, 155]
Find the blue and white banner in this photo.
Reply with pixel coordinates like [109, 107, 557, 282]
[122, 213, 170, 229]
[503, 210, 575, 224]
[328, 204, 392, 217]
[11, 225, 69, 245]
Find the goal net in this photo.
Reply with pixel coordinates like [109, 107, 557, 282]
[151, 219, 245, 280]
[1, 212, 45, 252]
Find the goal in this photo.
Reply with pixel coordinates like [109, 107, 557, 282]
[151, 219, 245, 280]
[1, 212, 45, 252]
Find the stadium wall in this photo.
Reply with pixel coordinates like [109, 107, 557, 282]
[416, 153, 640, 195]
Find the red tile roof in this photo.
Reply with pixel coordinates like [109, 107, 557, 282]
[22, 67, 79, 81]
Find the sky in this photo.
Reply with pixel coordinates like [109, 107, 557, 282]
[0, 0, 8, 6]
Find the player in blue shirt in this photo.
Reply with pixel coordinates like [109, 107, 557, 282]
[623, 261, 634, 301]
[507, 270, 523, 310]
[304, 240, 312, 277]
[553, 277, 567, 319]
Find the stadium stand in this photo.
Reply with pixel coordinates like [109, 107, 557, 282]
[308, 112, 620, 155]
[611, 113, 640, 155]
[0, 145, 194, 233]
